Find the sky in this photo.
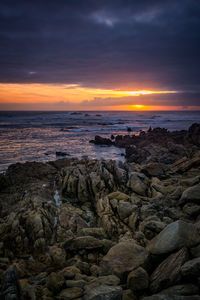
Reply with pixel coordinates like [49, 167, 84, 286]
[0, 0, 200, 110]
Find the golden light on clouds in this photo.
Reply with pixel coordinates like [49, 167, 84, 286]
[0, 83, 177, 104]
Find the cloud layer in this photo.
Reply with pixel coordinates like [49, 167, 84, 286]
[0, 0, 200, 107]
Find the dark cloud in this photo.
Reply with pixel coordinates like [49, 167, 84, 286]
[0, 0, 200, 104]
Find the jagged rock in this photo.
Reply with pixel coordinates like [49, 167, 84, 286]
[142, 163, 167, 178]
[83, 285, 122, 300]
[127, 172, 149, 196]
[148, 220, 200, 255]
[127, 266, 149, 291]
[181, 257, 200, 277]
[150, 248, 189, 293]
[101, 240, 148, 278]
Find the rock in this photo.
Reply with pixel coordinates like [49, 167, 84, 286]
[46, 272, 65, 293]
[78, 228, 106, 239]
[1, 266, 21, 300]
[101, 241, 148, 279]
[56, 151, 69, 157]
[150, 248, 189, 293]
[158, 284, 199, 296]
[64, 236, 104, 251]
[148, 220, 200, 255]
[179, 184, 200, 205]
[59, 266, 80, 279]
[83, 285, 122, 300]
[187, 123, 200, 146]
[139, 219, 166, 240]
[127, 172, 149, 196]
[122, 289, 137, 300]
[142, 295, 200, 300]
[84, 275, 120, 293]
[59, 287, 83, 299]
[20, 279, 36, 300]
[127, 267, 149, 291]
[191, 244, 200, 258]
[49, 246, 66, 267]
[181, 257, 200, 277]
[90, 136, 113, 146]
[117, 202, 134, 219]
[183, 203, 200, 217]
[142, 163, 167, 178]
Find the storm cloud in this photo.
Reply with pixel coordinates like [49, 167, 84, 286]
[0, 0, 200, 100]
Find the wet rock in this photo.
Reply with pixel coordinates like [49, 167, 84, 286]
[90, 135, 113, 146]
[148, 220, 200, 255]
[150, 248, 189, 293]
[83, 284, 122, 300]
[101, 240, 148, 279]
[127, 266, 149, 291]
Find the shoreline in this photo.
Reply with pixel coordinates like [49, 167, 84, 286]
[0, 124, 200, 299]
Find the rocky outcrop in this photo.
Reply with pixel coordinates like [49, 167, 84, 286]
[0, 125, 200, 299]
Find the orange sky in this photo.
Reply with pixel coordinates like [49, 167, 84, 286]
[0, 83, 199, 110]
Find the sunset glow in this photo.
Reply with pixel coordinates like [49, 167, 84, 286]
[0, 83, 181, 110]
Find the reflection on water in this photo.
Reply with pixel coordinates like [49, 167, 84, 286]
[0, 110, 200, 172]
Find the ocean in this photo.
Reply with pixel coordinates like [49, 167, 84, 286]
[0, 110, 200, 172]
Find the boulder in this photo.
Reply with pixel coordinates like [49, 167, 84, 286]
[127, 172, 149, 196]
[127, 267, 149, 291]
[150, 248, 189, 293]
[49, 246, 66, 267]
[83, 285, 122, 300]
[142, 295, 200, 300]
[179, 184, 200, 205]
[59, 287, 83, 299]
[64, 236, 104, 251]
[101, 241, 148, 278]
[148, 220, 200, 255]
[181, 257, 200, 277]
[158, 284, 199, 296]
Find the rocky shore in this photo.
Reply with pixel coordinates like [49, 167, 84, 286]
[0, 124, 200, 299]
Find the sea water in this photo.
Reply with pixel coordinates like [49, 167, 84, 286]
[0, 110, 200, 172]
